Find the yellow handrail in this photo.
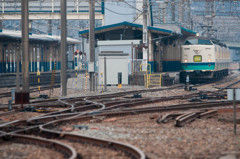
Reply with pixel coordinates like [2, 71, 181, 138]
[145, 74, 162, 88]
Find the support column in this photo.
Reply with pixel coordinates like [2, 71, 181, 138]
[148, 32, 154, 73]
[71, 45, 74, 69]
[13, 44, 16, 73]
[32, 45, 36, 72]
[0, 20, 2, 32]
[6, 44, 9, 73]
[56, 45, 60, 70]
[61, 0, 67, 96]
[36, 46, 40, 71]
[29, 44, 32, 72]
[40, 46, 44, 72]
[16, 43, 20, 92]
[158, 42, 163, 72]
[3, 44, 6, 73]
[9, 44, 13, 73]
[21, 0, 30, 103]
[0, 43, 2, 73]
[50, 45, 53, 71]
[47, 45, 50, 71]
[29, 20, 32, 35]
[48, 20, 52, 36]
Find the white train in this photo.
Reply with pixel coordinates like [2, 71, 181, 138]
[180, 37, 230, 82]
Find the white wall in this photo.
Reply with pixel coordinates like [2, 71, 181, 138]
[99, 55, 129, 85]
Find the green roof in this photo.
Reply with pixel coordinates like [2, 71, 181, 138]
[79, 21, 173, 36]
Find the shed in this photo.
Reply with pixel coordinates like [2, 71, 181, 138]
[99, 53, 129, 85]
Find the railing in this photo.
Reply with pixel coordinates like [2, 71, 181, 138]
[0, 0, 103, 13]
[144, 73, 162, 88]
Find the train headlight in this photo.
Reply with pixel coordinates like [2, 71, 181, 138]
[184, 59, 188, 63]
[208, 59, 211, 62]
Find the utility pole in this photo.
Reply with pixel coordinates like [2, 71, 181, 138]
[21, 0, 29, 103]
[61, 0, 67, 96]
[143, 0, 148, 68]
[89, 0, 96, 91]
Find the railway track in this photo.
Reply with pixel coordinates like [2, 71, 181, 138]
[0, 134, 77, 159]
[0, 84, 60, 99]
[0, 76, 239, 159]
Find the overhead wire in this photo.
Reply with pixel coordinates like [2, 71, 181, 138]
[132, 12, 143, 23]
[122, 1, 142, 13]
[95, 1, 137, 15]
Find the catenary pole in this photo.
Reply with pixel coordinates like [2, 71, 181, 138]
[61, 0, 67, 96]
[143, 0, 148, 68]
[89, 0, 96, 91]
[21, 0, 29, 102]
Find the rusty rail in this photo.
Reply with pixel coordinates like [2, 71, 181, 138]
[0, 134, 77, 159]
[157, 113, 183, 123]
[40, 122, 145, 159]
[175, 112, 200, 127]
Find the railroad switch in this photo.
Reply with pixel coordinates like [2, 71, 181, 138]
[188, 97, 202, 102]
[73, 125, 88, 130]
[132, 93, 142, 98]
[23, 106, 36, 112]
[38, 94, 48, 99]
[199, 94, 208, 99]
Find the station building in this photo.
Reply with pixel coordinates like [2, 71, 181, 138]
[0, 30, 80, 88]
[79, 21, 196, 85]
[0, 30, 80, 74]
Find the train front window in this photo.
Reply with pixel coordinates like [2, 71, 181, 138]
[184, 39, 213, 45]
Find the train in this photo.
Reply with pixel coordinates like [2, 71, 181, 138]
[180, 37, 230, 82]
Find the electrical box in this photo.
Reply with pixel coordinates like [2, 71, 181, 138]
[99, 53, 129, 85]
